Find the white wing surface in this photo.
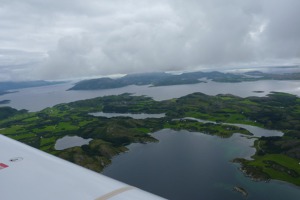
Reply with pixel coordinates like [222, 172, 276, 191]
[0, 135, 165, 200]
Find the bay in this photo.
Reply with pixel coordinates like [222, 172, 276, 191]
[102, 130, 300, 200]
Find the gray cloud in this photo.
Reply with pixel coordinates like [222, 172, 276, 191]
[0, 0, 299, 80]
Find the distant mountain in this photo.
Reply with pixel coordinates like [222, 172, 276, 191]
[69, 71, 253, 90]
[69, 70, 300, 91]
[0, 80, 65, 94]
[0, 106, 27, 120]
[0, 91, 14, 96]
[245, 71, 300, 80]
[69, 72, 170, 90]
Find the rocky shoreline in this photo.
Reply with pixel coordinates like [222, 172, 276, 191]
[232, 158, 271, 182]
[233, 186, 248, 197]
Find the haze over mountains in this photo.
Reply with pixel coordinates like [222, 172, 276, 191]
[70, 70, 300, 90]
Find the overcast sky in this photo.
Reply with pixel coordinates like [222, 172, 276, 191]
[0, 0, 300, 81]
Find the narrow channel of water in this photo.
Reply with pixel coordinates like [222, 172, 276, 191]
[182, 117, 284, 137]
[89, 112, 165, 119]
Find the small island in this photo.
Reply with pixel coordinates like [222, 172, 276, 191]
[233, 186, 248, 197]
[252, 91, 264, 93]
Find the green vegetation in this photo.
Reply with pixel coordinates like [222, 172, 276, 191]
[165, 119, 251, 138]
[234, 154, 300, 186]
[0, 92, 300, 187]
[0, 107, 27, 120]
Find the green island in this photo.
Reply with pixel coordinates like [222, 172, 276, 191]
[0, 92, 300, 187]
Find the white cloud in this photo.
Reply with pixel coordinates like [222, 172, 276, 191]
[0, 0, 299, 80]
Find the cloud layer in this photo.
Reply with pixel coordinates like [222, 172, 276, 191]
[0, 0, 300, 80]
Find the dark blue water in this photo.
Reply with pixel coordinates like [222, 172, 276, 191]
[103, 130, 300, 200]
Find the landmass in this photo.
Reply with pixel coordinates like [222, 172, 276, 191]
[0, 100, 10, 104]
[253, 91, 264, 93]
[69, 70, 300, 90]
[0, 80, 65, 96]
[245, 71, 300, 80]
[0, 91, 16, 96]
[0, 92, 300, 187]
[165, 119, 251, 138]
[69, 72, 208, 90]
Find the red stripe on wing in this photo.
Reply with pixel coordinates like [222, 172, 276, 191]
[0, 163, 9, 169]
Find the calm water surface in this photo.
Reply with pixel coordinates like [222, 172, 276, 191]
[89, 112, 165, 119]
[103, 130, 300, 200]
[1, 80, 300, 112]
[55, 136, 92, 150]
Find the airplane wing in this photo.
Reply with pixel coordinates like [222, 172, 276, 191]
[0, 135, 165, 200]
